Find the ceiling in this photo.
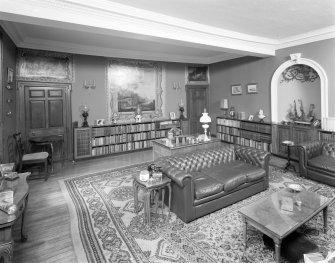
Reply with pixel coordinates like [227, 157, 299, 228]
[0, 0, 334, 64]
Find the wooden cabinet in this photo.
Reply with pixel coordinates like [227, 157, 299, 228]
[74, 127, 92, 159]
[216, 117, 271, 151]
[180, 119, 190, 135]
[272, 124, 318, 160]
[73, 119, 180, 160]
[319, 130, 335, 141]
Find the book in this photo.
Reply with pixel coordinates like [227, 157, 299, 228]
[281, 196, 294, 212]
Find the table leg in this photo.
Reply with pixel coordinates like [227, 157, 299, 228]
[21, 194, 29, 242]
[143, 190, 151, 226]
[50, 142, 54, 173]
[133, 181, 139, 213]
[274, 239, 282, 263]
[323, 207, 328, 234]
[242, 217, 247, 248]
[167, 183, 171, 219]
[161, 188, 165, 214]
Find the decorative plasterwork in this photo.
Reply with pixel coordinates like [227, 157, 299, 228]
[271, 56, 328, 123]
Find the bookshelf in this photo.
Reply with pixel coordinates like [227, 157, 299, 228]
[319, 130, 335, 141]
[216, 117, 272, 151]
[74, 119, 180, 160]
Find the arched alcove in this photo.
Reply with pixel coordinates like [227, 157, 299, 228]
[271, 55, 328, 123]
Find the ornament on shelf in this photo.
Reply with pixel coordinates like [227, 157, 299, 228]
[81, 105, 89, 127]
[258, 109, 266, 122]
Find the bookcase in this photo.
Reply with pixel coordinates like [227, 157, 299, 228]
[73, 119, 180, 159]
[216, 117, 272, 151]
[319, 130, 335, 141]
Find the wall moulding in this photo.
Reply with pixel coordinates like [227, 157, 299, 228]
[271, 54, 328, 123]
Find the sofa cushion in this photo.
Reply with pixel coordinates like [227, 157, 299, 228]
[308, 155, 335, 173]
[191, 172, 224, 200]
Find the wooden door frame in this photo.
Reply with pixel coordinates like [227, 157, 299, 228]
[17, 81, 72, 160]
[186, 84, 210, 134]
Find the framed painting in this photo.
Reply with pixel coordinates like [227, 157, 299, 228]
[185, 65, 209, 84]
[106, 59, 164, 122]
[231, 84, 242, 95]
[247, 83, 258, 94]
[16, 49, 74, 83]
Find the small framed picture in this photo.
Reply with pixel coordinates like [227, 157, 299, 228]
[95, 119, 105, 126]
[248, 115, 254, 121]
[231, 84, 242, 95]
[169, 112, 176, 120]
[7, 68, 14, 83]
[247, 83, 258, 94]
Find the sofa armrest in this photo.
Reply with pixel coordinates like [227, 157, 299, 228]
[160, 164, 193, 188]
[297, 140, 323, 177]
[234, 145, 271, 170]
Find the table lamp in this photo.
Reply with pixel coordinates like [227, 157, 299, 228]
[81, 105, 89, 127]
[200, 108, 211, 141]
[220, 99, 229, 118]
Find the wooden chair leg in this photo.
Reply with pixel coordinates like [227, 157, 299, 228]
[44, 159, 49, 181]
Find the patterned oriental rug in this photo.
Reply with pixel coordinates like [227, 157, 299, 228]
[59, 164, 335, 263]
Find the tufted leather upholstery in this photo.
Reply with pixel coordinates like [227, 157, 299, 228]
[160, 144, 270, 223]
[297, 140, 335, 187]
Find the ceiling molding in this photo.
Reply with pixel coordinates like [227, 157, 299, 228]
[277, 26, 335, 50]
[0, 0, 334, 63]
[0, 0, 276, 57]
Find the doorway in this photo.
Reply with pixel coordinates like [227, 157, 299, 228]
[186, 85, 209, 135]
[17, 82, 72, 161]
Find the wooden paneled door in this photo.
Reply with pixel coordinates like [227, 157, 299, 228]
[186, 85, 209, 135]
[18, 82, 72, 162]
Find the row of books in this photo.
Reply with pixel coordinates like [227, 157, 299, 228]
[240, 122, 271, 134]
[92, 140, 155, 156]
[217, 126, 240, 136]
[216, 118, 241, 128]
[217, 132, 271, 151]
[92, 122, 157, 137]
[91, 130, 166, 146]
[319, 132, 335, 141]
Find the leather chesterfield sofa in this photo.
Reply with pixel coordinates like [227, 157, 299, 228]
[159, 144, 271, 223]
[297, 140, 335, 187]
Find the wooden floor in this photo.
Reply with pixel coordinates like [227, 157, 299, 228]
[12, 149, 291, 263]
[13, 149, 153, 263]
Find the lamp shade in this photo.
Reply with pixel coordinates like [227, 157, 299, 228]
[220, 99, 228, 109]
[200, 108, 211, 123]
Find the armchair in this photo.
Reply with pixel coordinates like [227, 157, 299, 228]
[297, 140, 335, 186]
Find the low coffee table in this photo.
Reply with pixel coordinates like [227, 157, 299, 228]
[239, 188, 334, 263]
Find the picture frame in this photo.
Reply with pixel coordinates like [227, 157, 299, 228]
[248, 115, 254, 121]
[95, 119, 105, 126]
[16, 49, 74, 83]
[312, 119, 321, 128]
[106, 58, 163, 122]
[7, 68, 14, 83]
[185, 65, 209, 84]
[231, 84, 242, 95]
[247, 83, 258, 94]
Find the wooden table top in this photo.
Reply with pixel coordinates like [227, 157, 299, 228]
[0, 172, 30, 227]
[239, 188, 334, 239]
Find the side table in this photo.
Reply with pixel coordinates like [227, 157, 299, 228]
[282, 140, 296, 173]
[133, 174, 171, 226]
[0, 172, 30, 263]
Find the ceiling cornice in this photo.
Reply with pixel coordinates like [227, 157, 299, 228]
[0, 0, 334, 63]
[0, 0, 276, 57]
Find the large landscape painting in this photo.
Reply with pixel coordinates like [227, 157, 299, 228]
[106, 59, 163, 121]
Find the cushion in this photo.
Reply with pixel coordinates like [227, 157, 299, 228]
[192, 172, 224, 200]
[23, 152, 49, 161]
[308, 155, 335, 173]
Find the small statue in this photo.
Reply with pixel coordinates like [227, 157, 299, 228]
[134, 104, 142, 123]
[229, 107, 236, 119]
[258, 109, 266, 122]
